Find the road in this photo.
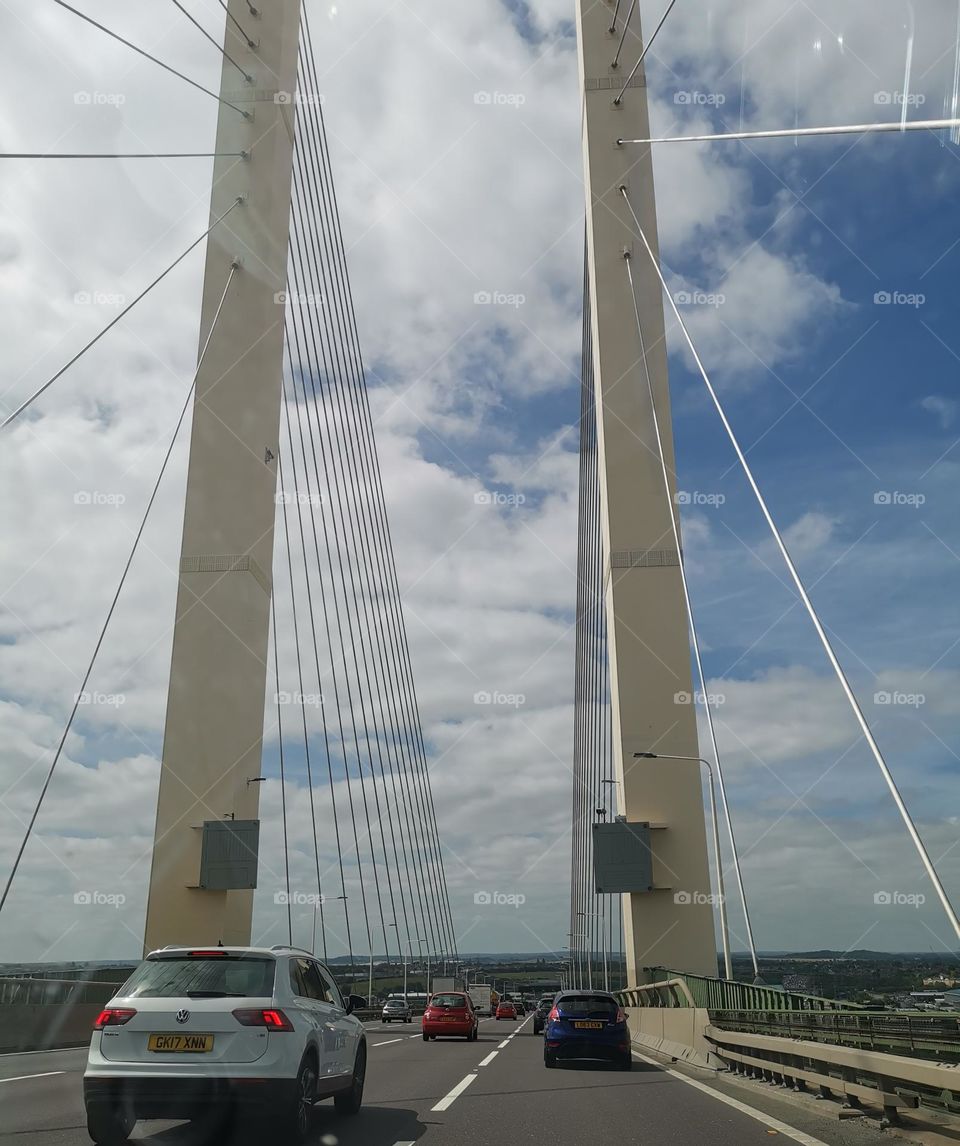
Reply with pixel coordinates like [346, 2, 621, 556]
[0, 1015, 889, 1146]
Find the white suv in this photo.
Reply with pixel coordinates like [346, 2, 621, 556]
[83, 945, 367, 1145]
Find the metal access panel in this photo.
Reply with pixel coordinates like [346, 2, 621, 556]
[198, 820, 260, 890]
[592, 822, 654, 893]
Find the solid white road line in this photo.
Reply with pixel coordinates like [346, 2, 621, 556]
[632, 1053, 831, 1146]
[372, 1038, 404, 1047]
[0, 1072, 66, 1084]
[478, 1051, 498, 1067]
[431, 1072, 478, 1112]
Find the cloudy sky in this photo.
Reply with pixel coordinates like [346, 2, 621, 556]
[1, 0, 960, 967]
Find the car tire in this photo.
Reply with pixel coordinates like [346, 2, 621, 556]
[279, 1052, 319, 1144]
[544, 1052, 557, 1069]
[422, 1032, 429, 1041]
[334, 1043, 366, 1117]
[619, 1054, 632, 1072]
[86, 1105, 135, 1146]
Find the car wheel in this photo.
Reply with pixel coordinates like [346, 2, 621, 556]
[422, 1032, 430, 1041]
[544, 1052, 557, 1069]
[280, 1052, 318, 1143]
[86, 1105, 135, 1146]
[619, 1054, 633, 1072]
[334, 1043, 367, 1116]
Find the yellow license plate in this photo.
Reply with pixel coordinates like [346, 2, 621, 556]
[573, 1021, 603, 1030]
[148, 1033, 214, 1053]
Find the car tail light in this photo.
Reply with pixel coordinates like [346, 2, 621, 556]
[614, 1007, 627, 1024]
[232, 1008, 294, 1032]
[547, 1006, 559, 1021]
[188, 950, 226, 957]
[94, 1008, 136, 1028]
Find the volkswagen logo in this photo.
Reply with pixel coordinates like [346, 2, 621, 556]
[175, 1009, 190, 1025]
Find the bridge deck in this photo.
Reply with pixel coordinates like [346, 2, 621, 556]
[0, 1015, 897, 1146]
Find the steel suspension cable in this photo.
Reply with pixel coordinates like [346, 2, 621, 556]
[612, 0, 638, 69]
[275, 447, 329, 960]
[624, 250, 756, 979]
[216, 0, 257, 48]
[50, 1, 250, 118]
[620, 185, 960, 945]
[288, 65, 431, 966]
[618, 117, 960, 144]
[168, 0, 252, 79]
[0, 152, 244, 159]
[295, 31, 455, 962]
[271, 592, 294, 946]
[0, 263, 238, 917]
[609, 0, 625, 33]
[301, 11, 459, 961]
[286, 152, 397, 969]
[287, 110, 415, 963]
[1, 196, 243, 431]
[279, 366, 356, 971]
[614, 0, 678, 104]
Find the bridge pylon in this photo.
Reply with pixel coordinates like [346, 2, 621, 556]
[575, 0, 717, 982]
[143, 0, 303, 952]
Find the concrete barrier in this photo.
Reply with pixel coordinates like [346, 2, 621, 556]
[627, 1006, 718, 1070]
[0, 1003, 101, 1053]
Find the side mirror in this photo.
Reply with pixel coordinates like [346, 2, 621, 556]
[345, 994, 366, 1015]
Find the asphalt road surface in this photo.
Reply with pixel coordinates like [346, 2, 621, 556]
[0, 1015, 891, 1146]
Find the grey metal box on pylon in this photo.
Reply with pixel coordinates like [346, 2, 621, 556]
[592, 821, 654, 893]
[198, 820, 260, 890]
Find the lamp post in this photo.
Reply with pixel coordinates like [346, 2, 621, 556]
[416, 937, 430, 995]
[388, 922, 408, 1003]
[634, 752, 732, 979]
[568, 931, 590, 989]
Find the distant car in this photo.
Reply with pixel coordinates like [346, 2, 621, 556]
[83, 946, 368, 1145]
[543, 990, 631, 1070]
[495, 1000, 518, 1020]
[422, 992, 478, 1041]
[532, 994, 555, 1034]
[381, 998, 412, 1023]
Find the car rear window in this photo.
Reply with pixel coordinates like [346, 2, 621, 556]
[431, 993, 467, 1008]
[557, 994, 618, 1019]
[122, 955, 276, 999]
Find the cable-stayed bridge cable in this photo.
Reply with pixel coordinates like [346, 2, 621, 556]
[50, 0, 251, 118]
[619, 184, 960, 946]
[168, 0, 253, 80]
[614, 0, 678, 104]
[0, 263, 239, 917]
[1, 196, 243, 431]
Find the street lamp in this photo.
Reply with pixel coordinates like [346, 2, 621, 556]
[313, 894, 348, 959]
[416, 937, 430, 995]
[387, 923, 408, 1003]
[634, 752, 732, 979]
[568, 930, 590, 989]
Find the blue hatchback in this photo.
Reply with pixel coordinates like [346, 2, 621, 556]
[543, 991, 632, 1070]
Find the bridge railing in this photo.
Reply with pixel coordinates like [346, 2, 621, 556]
[617, 968, 855, 1012]
[0, 976, 120, 1007]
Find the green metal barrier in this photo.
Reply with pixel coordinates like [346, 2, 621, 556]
[616, 968, 858, 1012]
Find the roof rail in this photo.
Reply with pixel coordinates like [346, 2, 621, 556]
[269, 945, 315, 957]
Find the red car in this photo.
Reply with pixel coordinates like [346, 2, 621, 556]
[496, 999, 518, 1020]
[422, 991, 479, 1041]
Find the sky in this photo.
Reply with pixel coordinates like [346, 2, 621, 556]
[1, 0, 960, 966]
